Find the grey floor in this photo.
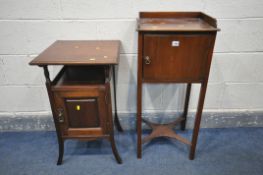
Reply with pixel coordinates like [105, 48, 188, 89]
[0, 128, 263, 175]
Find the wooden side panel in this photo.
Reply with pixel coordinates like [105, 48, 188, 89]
[143, 34, 213, 82]
[53, 86, 108, 137]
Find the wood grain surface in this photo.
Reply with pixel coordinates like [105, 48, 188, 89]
[138, 12, 219, 32]
[30, 40, 120, 65]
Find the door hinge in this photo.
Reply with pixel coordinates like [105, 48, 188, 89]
[57, 108, 64, 123]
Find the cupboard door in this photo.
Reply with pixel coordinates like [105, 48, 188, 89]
[143, 34, 213, 82]
[53, 86, 109, 137]
[65, 98, 100, 128]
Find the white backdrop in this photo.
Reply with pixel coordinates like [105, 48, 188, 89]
[0, 0, 263, 119]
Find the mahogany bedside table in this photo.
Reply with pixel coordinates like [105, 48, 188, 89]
[30, 40, 123, 165]
[136, 12, 220, 159]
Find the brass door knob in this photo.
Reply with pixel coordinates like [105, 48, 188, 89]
[144, 56, 151, 65]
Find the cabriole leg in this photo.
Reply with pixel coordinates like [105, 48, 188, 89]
[112, 65, 123, 132]
[109, 133, 122, 164]
[57, 139, 64, 165]
[43, 66, 64, 165]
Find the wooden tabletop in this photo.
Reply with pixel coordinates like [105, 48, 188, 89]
[137, 12, 219, 32]
[29, 40, 121, 66]
[138, 18, 217, 32]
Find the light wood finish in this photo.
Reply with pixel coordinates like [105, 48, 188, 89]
[29, 40, 123, 165]
[137, 12, 219, 160]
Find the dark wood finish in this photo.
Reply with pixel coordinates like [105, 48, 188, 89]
[138, 12, 219, 32]
[137, 12, 219, 159]
[112, 66, 123, 132]
[53, 86, 108, 136]
[190, 34, 217, 160]
[142, 117, 191, 145]
[43, 66, 64, 165]
[105, 82, 122, 164]
[54, 66, 106, 85]
[143, 34, 213, 82]
[137, 33, 143, 159]
[66, 98, 100, 128]
[30, 40, 123, 165]
[181, 83, 192, 131]
[29, 40, 120, 65]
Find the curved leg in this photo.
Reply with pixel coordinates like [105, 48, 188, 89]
[112, 65, 123, 132]
[181, 83, 191, 131]
[109, 134, 122, 164]
[114, 114, 123, 132]
[43, 66, 65, 165]
[57, 139, 64, 165]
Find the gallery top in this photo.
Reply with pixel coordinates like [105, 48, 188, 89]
[29, 40, 121, 66]
[137, 12, 220, 32]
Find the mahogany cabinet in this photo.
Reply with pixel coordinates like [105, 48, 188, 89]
[143, 34, 213, 82]
[52, 67, 110, 138]
[137, 12, 220, 159]
[30, 41, 123, 165]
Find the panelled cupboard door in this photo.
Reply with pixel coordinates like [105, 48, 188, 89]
[65, 98, 100, 128]
[143, 34, 213, 82]
[53, 86, 109, 137]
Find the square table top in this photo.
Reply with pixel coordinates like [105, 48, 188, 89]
[29, 40, 121, 66]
